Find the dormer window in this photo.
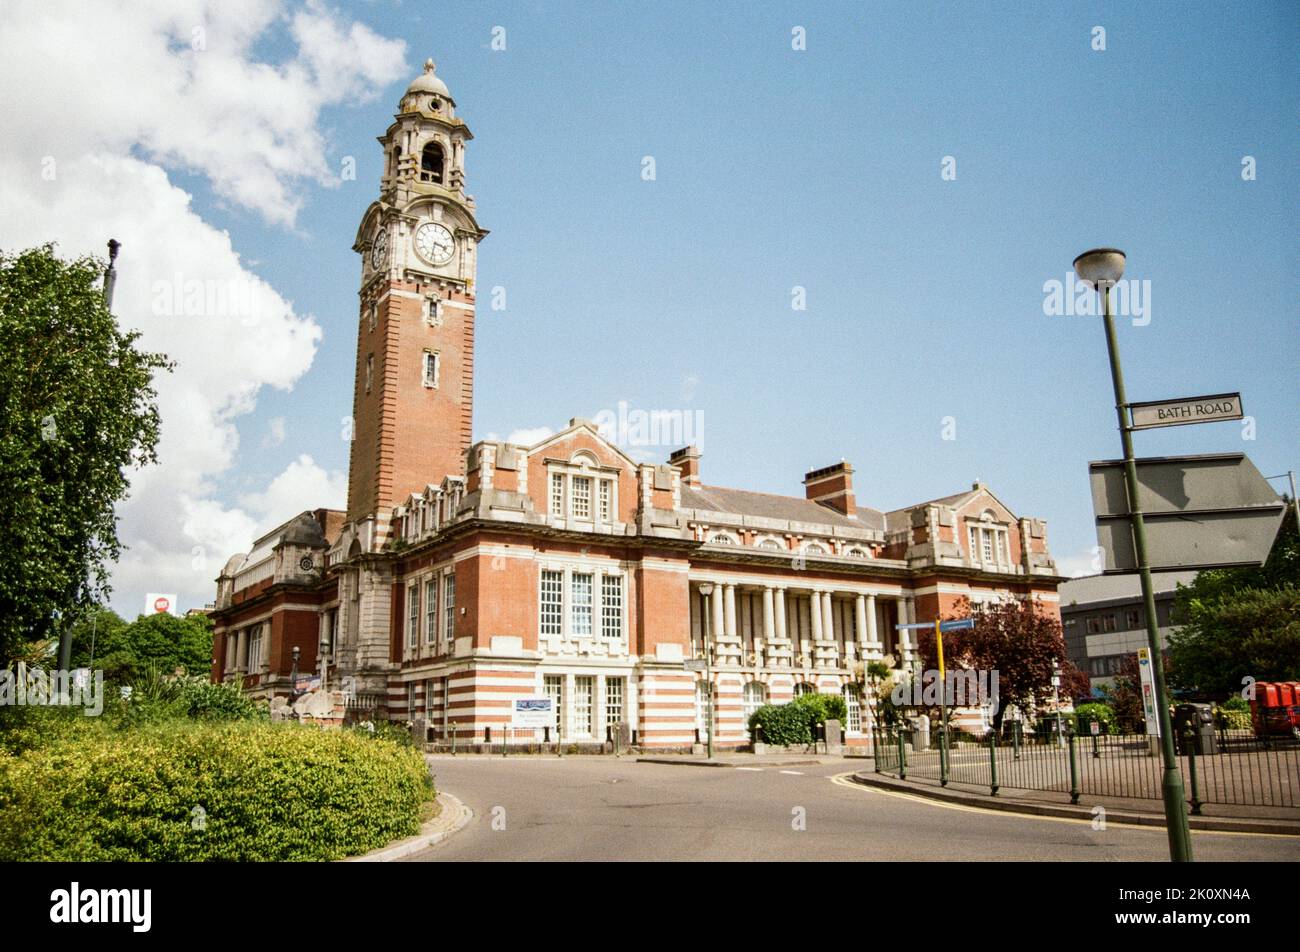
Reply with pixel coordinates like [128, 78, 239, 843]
[421, 143, 445, 185]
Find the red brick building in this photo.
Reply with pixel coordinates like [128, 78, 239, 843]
[210, 60, 1064, 749]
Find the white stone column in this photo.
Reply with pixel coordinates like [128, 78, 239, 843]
[774, 588, 787, 641]
[236, 627, 248, 674]
[855, 595, 869, 651]
[762, 587, 776, 641]
[896, 596, 913, 662]
[723, 584, 737, 639]
[821, 592, 834, 642]
[810, 592, 823, 641]
[710, 586, 725, 646]
[866, 594, 879, 649]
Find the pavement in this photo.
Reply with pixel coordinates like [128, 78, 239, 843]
[399, 754, 1300, 862]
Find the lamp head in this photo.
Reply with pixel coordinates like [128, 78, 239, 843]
[698, 583, 714, 596]
[1073, 248, 1126, 287]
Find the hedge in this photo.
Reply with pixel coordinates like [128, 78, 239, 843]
[0, 720, 432, 861]
[748, 692, 851, 746]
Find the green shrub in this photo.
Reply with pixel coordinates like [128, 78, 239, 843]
[350, 718, 415, 747]
[1219, 694, 1249, 712]
[1074, 702, 1118, 735]
[748, 703, 811, 746]
[792, 692, 848, 726]
[0, 720, 432, 861]
[748, 692, 850, 746]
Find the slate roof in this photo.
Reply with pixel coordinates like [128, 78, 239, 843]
[679, 485, 887, 532]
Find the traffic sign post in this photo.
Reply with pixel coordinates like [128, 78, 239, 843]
[896, 616, 974, 786]
[1075, 248, 1197, 862]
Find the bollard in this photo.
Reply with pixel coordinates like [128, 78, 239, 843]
[1187, 730, 1203, 816]
[1068, 732, 1080, 804]
[939, 720, 949, 787]
[1013, 721, 1021, 761]
[451, 720, 457, 756]
[988, 732, 999, 796]
[874, 730, 882, 774]
[898, 730, 907, 781]
[1092, 731, 1101, 759]
[503, 724, 508, 758]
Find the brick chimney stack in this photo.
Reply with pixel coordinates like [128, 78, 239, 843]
[669, 445, 702, 487]
[804, 460, 856, 517]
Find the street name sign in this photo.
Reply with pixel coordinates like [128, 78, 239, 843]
[1128, 392, 1243, 431]
[1089, 452, 1285, 572]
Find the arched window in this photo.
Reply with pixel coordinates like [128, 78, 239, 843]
[709, 532, 737, 545]
[421, 142, 445, 184]
[743, 681, 767, 722]
[758, 537, 783, 551]
[804, 543, 827, 555]
[794, 682, 815, 697]
[845, 547, 869, 559]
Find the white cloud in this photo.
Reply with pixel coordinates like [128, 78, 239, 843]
[1056, 547, 1104, 579]
[0, 1, 406, 614]
[505, 426, 554, 447]
[236, 455, 346, 537]
[0, 0, 407, 226]
[262, 417, 288, 449]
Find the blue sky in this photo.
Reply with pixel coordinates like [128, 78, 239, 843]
[3, 1, 1296, 614]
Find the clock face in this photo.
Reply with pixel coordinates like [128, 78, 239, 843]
[370, 229, 388, 269]
[414, 222, 455, 266]
[298, 555, 315, 571]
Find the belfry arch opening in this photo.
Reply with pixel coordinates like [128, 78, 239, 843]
[421, 142, 445, 185]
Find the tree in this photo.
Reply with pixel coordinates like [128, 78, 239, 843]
[915, 597, 1074, 731]
[71, 611, 213, 684]
[1168, 513, 1300, 697]
[0, 245, 171, 662]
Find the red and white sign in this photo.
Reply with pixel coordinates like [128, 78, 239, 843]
[145, 593, 178, 616]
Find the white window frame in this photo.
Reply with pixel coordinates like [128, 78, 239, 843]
[743, 681, 766, 721]
[422, 350, 440, 389]
[443, 572, 456, 644]
[424, 577, 438, 645]
[550, 472, 564, 516]
[571, 572, 593, 637]
[247, 625, 263, 673]
[571, 475, 591, 519]
[598, 479, 612, 522]
[406, 583, 419, 649]
[540, 569, 563, 637]
[573, 675, 594, 739]
[844, 685, 861, 732]
[600, 574, 623, 640]
[605, 676, 625, 729]
[544, 674, 564, 737]
[424, 295, 441, 326]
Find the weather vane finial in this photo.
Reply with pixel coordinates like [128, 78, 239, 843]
[425, 58, 435, 73]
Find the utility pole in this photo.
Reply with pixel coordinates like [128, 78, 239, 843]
[57, 240, 121, 680]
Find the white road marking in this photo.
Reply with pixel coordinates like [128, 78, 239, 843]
[735, 767, 763, 772]
[780, 770, 805, 776]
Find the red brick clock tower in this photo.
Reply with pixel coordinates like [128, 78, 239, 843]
[348, 60, 488, 532]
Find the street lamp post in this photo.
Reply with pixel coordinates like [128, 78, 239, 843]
[289, 645, 301, 703]
[698, 583, 715, 760]
[1074, 247, 1194, 863]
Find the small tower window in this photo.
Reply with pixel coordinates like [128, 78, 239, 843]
[391, 147, 402, 177]
[422, 350, 440, 389]
[424, 295, 441, 326]
[365, 354, 374, 393]
[367, 302, 376, 331]
[421, 143, 445, 185]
